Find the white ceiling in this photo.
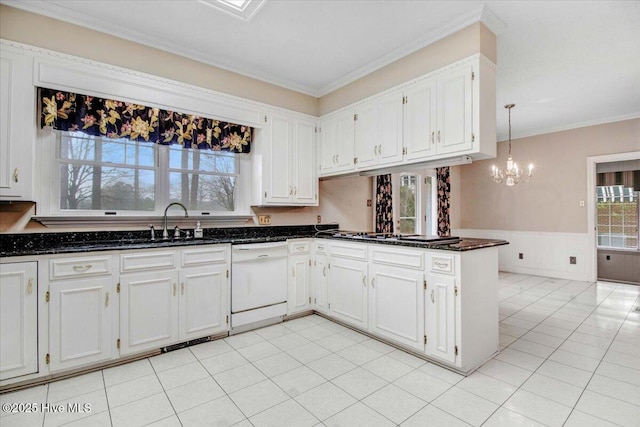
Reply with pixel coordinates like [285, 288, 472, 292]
[4, 0, 640, 140]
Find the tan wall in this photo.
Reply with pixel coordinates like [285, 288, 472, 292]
[253, 176, 374, 231]
[0, 5, 318, 116]
[319, 22, 496, 115]
[458, 119, 640, 233]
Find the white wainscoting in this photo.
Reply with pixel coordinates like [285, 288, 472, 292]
[453, 229, 593, 282]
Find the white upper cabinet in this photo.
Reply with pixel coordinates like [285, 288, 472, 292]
[318, 109, 355, 176]
[403, 79, 437, 160]
[0, 48, 35, 200]
[321, 54, 495, 178]
[354, 92, 404, 171]
[436, 64, 473, 155]
[253, 112, 318, 206]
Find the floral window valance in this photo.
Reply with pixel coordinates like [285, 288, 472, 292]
[38, 88, 252, 153]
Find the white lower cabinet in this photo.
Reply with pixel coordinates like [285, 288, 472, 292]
[328, 243, 368, 329]
[179, 265, 228, 341]
[287, 240, 311, 315]
[120, 246, 230, 356]
[424, 272, 457, 363]
[369, 263, 425, 352]
[47, 255, 117, 373]
[0, 262, 38, 380]
[120, 269, 180, 355]
[49, 276, 115, 371]
[311, 242, 329, 313]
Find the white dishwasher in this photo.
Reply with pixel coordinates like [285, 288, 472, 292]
[231, 242, 288, 330]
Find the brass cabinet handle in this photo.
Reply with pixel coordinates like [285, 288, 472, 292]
[362, 275, 366, 286]
[371, 277, 375, 288]
[181, 282, 184, 295]
[322, 266, 326, 277]
[378, 144, 382, 155]
[431, 131, 435, 144]
[431, 290, 435, 303]
[27, 278, 33, 295]
[173, 283, 177, 296]
[437, 130, 441, 143]
[13, 168, 19, 183]
[292, 267, 295, 278]
[294, 187, 297, 196]
[73, 265, 93, 273]
[289, 186, 293, 195]
[105, 292, 110, 307]
[434, 260, 449, 268]
[374, 146, 378, 156]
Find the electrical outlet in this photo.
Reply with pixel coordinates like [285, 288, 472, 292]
[570, 256, 576, 264]
[258, 215, 271, 225]
[367, 199, 372, 207]
[518, 253, 524, 260]
[317, 215, 322, 224]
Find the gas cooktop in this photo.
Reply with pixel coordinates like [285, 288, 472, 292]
[331, 231, 461, 244]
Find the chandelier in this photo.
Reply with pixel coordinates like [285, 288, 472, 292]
[490, 104, 533, 186]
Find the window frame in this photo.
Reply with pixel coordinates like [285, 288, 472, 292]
[387, 169, 437, 236]
[35, 128, 252, 219]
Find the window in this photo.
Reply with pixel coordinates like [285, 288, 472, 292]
[55, 131, 239, 214]
[398, 173, 417, 234]
[597, 185, 639, 250]
[391, 171, 437, 235]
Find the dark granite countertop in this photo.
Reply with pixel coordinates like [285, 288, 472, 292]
[1, 225, 507, 257]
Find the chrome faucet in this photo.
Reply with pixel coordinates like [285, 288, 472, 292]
[162, 202, 189, 239]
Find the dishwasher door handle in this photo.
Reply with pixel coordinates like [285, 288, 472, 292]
[258, 254, 269, 258]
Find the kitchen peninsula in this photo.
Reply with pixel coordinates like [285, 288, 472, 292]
[1, 224, 506, 390]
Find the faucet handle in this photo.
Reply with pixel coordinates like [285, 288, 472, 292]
[149, 224, 155, 241]
[173, 225, 180, 239]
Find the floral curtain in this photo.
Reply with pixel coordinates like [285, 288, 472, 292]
[39, 88, 252, 153]
[436, 167, 451, 236]
[375, 174, 393, 233]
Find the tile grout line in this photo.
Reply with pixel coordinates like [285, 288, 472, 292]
[477, 278, 615, 426]
[560, 292, 640, 426]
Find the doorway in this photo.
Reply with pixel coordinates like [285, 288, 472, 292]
[587, 152, 640, 284]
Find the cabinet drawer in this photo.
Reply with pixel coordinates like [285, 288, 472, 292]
[314, 241, 328, 255]
[121, 251, 176, 273]
[329, 242, 368, 261]
[50, 256, 112, 280]
[182, 246, 228, 267]
[431, 255, 455, 275]
[370, 247, 424, 269]
[289, 240, 310, 254]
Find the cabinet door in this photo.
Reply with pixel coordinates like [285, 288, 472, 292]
[335, 111, 356, 172]
[312, 254, 329, 313]
[120, 270, 179, 355]
[318, 116, 337, 175]
[377, 92, 404, 165]
[437, 65, 473, 155]
[354, 101, 378, 169]
[264, 113, 293, 203]
[404, 79, 437, 161]
[179, 265, 228, 341]
[288, 254, 311, 315]
[0, 50, 34, 199]
[425, 273, 456, 363]
[369, 264, 425, 351]
[49, 277, 114, 372]
[292, 119, 318, 204]
[0, 262, 37, 380]
[328, 258, 367, 329]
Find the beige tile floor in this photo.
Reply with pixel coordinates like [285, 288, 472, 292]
[1, 272, 639, 426]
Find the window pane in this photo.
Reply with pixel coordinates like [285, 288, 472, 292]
[596, 186, 639, 250]
[60, 134, 96, 161]
[169, 172, 235, 211]
[169, 147, 236, 174]
[398, 173, 417, 234]
[101, 139, 155, 167]
[59, 164, 155, 211]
